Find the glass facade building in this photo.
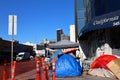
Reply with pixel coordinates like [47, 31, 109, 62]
[94, 0, 120, 17]
[84, 0, 92, 23]
[84, 0, 120, 22]
[81, 0, 120, 37]
[75, 0, 85, 38]
[76, 0, 120, 57]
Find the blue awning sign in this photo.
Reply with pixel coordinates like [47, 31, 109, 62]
[113, 21, 120, 26]
[79, 10, 120, 38]
[93, 16, 119, 26]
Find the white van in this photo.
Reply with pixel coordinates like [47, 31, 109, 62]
[16, 52, 31, 61]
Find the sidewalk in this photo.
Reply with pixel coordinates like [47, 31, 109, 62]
[7, 69, 118, 80]
[8, 69, 36, 80]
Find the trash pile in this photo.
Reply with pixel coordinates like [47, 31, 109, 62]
[88, 54, 120, 80]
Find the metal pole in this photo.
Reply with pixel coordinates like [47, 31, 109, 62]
[11, 15, 14, 78]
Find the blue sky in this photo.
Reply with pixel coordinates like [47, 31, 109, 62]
[0, 0, 75, 44]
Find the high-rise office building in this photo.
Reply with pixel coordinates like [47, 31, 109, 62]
[61, 34, 70, 41]
[56, 28, 63, 42]
[70, 25, 76, 42]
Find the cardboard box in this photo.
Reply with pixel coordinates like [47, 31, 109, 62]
[107, 58, 120, 80]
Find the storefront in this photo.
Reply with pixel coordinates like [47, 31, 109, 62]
[79, 10, 120, 58]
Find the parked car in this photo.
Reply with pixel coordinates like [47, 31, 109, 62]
[16, 52, 32, 61]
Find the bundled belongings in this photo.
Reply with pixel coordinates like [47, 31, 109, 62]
[88, 55, 118, 79]
[107, 58, 120, 80]
[55, 54, 82, 77]
[88, 68, 116, 79]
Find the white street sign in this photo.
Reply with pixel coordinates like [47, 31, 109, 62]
[8, 15, 17, 35]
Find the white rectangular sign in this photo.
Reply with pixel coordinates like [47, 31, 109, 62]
[8, 15, 17, 35]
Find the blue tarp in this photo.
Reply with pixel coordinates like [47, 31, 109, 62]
[55, 54, 82, 77]
[49, 49, 63, 62]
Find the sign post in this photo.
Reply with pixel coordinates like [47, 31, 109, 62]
[8, 15, 17, 79]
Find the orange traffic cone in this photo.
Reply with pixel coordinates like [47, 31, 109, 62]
[52, 58, 56, 80]
[11, 61, 16, 80]
[36, 57, 41, 80]
[3, 60, 7, 80]
[43, 63, 49, 80]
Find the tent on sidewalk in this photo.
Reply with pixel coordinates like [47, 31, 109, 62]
[90, 55, 117, 70]
[55, 54, 82, 77]
[47, 40, 79, 49]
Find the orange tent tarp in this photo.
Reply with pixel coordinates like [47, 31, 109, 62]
[90, 55, 117, 70]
